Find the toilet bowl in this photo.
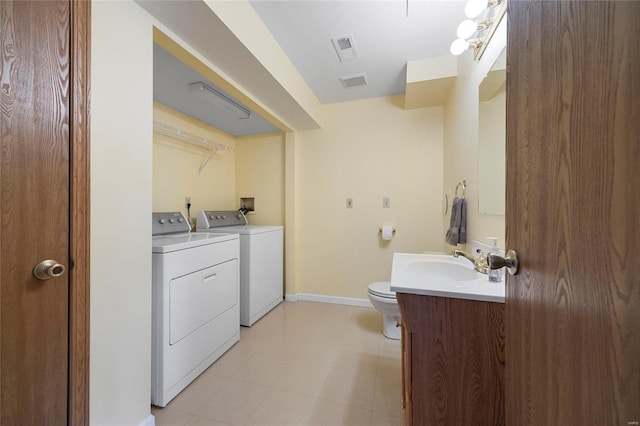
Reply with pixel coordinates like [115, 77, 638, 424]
[368, 282, 401, 340]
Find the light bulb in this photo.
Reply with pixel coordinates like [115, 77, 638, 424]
[465, 0, 488, 19]
[456, 19, 478, 39]
[450, 39, 469, 56]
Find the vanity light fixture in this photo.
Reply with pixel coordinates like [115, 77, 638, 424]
[451, 0, 506, 58]
[450, 38, 482, 56]
[189, 82, 251, 120]
[465, 0, 502, 19]
[456, 18, 491, 39]
[465, 0, 488, 19]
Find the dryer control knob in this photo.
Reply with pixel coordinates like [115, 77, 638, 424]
[158, 219, 166, 224]
[222, 215, 226, 219]
[177, 218, 183, 223]
[210, 215, 215, 220]
[216, 215, 221, 219]
[169, 218, 175, 223]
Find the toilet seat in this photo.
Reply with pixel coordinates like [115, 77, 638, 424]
[368, 281, 396, 299]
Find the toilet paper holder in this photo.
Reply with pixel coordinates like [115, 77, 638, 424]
[378, 227, 396, 235]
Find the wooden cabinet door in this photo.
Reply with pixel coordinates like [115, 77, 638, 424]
[505, 1, 640, 424]
[398, 293, 505, 425]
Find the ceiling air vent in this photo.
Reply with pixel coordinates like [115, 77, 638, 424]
[339, 73, 368, 89]
[331, 34, 359, 62]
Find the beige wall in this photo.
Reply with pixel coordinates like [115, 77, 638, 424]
[91, 1, 153, 424]
[443, 19, 507, 250]
[235, 133, 285, 225]
[284, 132, 300, 295]
[153, 102, 285, 226]
[295, 96, 444, 299]
[153, 102, 237, 224]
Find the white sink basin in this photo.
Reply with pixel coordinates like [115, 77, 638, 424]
[406, 258, 480, 281]
[390, 253, 505, 303]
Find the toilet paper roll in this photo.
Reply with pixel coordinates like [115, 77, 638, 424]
[381, 226, 394, 241]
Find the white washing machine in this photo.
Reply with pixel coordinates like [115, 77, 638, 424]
[197, 210, 283, 327]
[151, 212, 240, 407]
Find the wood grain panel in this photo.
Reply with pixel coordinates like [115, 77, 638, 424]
[69, 0, 91, 424]
[401, 322, 411, 425]
[1, 1, 70, 423]
[506, 1, 640, 424]
[397, 293, 505, 426]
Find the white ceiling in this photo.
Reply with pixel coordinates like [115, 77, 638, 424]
[250, 0, 465, 104]
[143, 0, 465, 135]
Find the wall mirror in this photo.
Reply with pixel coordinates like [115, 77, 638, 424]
[478, 48, 506, 215]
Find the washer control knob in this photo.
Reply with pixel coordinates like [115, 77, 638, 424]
[222, 215, 226, 219]
[216, 215, 221, 220]
[210, 215, 215, 220]
[169, 218, 175, 224]
[177, 218, 183, 223]
[158, 219, 166, 224]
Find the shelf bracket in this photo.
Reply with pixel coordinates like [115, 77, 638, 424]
[198, 149, 218, 174]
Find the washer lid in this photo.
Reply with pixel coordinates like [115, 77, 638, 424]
[368, 281, 395, 298]
[202, 225, 283, 235]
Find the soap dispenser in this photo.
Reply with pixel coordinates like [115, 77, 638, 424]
[487, 237, 503, 282]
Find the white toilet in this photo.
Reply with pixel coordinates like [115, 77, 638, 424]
[368, 281, 401, 340]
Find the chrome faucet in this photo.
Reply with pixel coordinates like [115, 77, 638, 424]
[453, 249, 489, 274]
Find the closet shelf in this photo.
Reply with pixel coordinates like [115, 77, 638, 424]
[153, 121, 235, 154]
[153, 121, 234, 174]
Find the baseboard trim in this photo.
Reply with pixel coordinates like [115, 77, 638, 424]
[139, 414, 155, 426]
[296, 293, 373, 308]
[284, 293, 298, 302]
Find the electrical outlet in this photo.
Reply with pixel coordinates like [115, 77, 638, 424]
[383, 197, 391, 208]
[185, 196, 191, 208]
[346, 198, 353, 209]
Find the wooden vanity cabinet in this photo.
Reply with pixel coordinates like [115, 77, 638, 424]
[397, 293, 505, 426]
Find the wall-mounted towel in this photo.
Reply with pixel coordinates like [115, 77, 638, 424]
[459, 198, 467, 244]
[445, 197, 467, 245]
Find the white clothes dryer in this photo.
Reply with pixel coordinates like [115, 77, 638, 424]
[151, 212, 240, 407]
[197, 210, 283, 327]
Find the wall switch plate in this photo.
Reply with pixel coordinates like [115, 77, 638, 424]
[383, 197, 390, 208]
[346, 198, 353, 208]
[185, 196, 191, 208]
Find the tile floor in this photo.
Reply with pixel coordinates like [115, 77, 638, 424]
[152, 301, 403, 426]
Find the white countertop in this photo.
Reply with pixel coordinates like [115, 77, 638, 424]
[390, 252, 505, 303]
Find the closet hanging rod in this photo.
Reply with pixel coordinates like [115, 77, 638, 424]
[152, 120, 235, 153]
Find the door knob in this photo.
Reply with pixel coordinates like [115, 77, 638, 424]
[33, 260, 66, 280]
[487, 250, 520, 275]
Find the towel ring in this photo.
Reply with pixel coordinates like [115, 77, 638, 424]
[444, 193, 449, 215]
[455, 180, 466, 198]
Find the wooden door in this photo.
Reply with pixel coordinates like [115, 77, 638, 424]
[1, 1, 90, 424]
[506, 1, 639, 424]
